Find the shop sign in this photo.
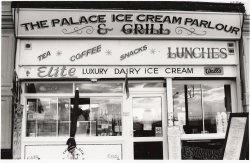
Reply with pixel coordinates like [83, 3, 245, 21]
[24, 144, 122, 160]
[204, 66, 224, 75]
[18, 66, 236, 79]
[15, 9, 243, 39]
[17, 40, 238, 66]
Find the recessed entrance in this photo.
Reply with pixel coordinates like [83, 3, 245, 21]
[124, 85, 167, 159]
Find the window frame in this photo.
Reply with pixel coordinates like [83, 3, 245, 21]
[22, 81, 124, 142]
[172, 79, 238, 140]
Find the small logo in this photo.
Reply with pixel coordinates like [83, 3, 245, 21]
[204, 67, 224, 75]
[26, 70, 30, 77]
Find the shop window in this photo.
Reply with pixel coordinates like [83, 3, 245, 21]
[26, 97, 122, 137]
[25, 83, 73, 93]
[172, 83, 232, 134]
[75, 83, 123, 93]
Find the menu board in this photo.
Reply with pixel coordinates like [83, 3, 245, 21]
[223, 113, 249, 160]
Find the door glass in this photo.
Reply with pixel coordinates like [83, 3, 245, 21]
[133, 97, 162, 137]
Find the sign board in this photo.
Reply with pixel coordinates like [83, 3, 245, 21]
[15, 9, 243, 39]
[17, 40, 238, 66]
[204, 66, 224, 75]
[24, 144, 122, 160]
[223, 113, 249, 160]
[18, 66, 236, 79]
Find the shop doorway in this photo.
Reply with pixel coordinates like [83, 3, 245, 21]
[125, 91, 167, 159]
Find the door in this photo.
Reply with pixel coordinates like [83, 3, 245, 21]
[124, 92, 167, 159]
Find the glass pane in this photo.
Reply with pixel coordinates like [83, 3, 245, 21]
[76, 122, 91, 136]
[70, 98, 91, 136]
[91, 98, 122, 136]
[26, 121, 36, 137]
[26, 98, 58, 137]
[75, 83, 123, 93]
[173, 83, 232, 134]
[129, 82, 165, 88]
[58, 99, 70, 136]
[134, 142, 163, 159]
[25, 83, 73, 93]
[58, 99, 70, 121]
[133, 97, 162, 137]
[203, 85, 231, 133]
[36, 98, 57, 136]
[182, 139, 224, 160]
[26, 99, 37, 136]
[71, 97, 122, 137]
[37, 120, 57, 136]
[58, 122, 69, 136]
[187, 85, 203, 133]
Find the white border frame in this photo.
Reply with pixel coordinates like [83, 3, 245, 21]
[172, 79, 238, 140]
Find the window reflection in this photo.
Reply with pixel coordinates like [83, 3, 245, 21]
[129, 82, 165, 88]
[26, 97, 122, 137]
[58, 99, 70, 136]
[26, 98, 58, 137]
[26, 99, 37, 137]
[133, 97, 162, 137]
[76, 83, 123, 93]
[71, 97, 122, 136]
[25, 83, 73, 93]
[91, 98, 122, 136]
[173, 83, 231, 134]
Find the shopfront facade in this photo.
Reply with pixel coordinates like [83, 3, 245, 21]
[5, 2, 248, 160]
